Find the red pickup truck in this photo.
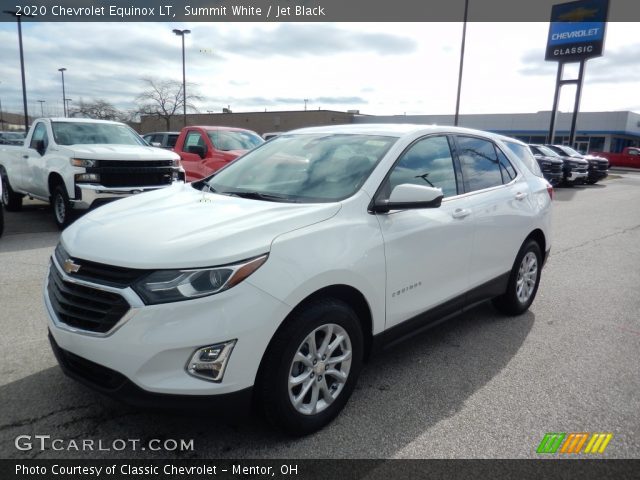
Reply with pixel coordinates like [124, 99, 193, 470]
[173, 126, 263, 181]
[590, 147, 640, 169]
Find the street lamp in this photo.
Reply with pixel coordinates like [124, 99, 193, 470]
[4, 9, 34, 132]
[173, 28, 191, 128]
[37, 99, 45, 117]
[58, 68, 67, 117]
[454, 0, 469, 127]
[304, 99, 308, 111]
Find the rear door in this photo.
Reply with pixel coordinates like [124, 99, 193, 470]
[453, 135, 532, 293]
[376, 134, 475, 329]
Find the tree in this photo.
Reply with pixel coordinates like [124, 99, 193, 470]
[135, 77, 203, 130]
[69, 99, 124, 121]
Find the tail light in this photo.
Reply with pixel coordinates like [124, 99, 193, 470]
[546, 183, 554, 200]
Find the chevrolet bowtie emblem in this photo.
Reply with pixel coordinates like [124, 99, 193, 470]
[63, 258, 81, 274]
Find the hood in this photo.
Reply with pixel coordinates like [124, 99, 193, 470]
[66, 144, 180, 161]
[557, 155, 587, 165]
[222, 149, 247, 158]
[61, 183, 341, 269]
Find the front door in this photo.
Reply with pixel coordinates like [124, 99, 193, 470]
[375, 135, 475, 329]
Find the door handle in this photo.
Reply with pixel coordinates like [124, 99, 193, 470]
[515, 192, 528, 201]
[22, 155, 29, 159]
[452, 208, 471, 219]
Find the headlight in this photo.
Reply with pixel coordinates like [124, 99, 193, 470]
[133, 254, 268, 304]
[172, 158, 181, 167]
[70, 158, 96, 168]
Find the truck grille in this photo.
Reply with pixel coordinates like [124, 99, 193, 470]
[47, 262, 130, 334]
[87, 160, 176, 188]
[54, 244, 147, 287]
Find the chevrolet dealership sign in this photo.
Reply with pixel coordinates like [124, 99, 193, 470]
[545, 0, 609, 62]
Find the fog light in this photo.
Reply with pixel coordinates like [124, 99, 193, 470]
[75, 173, 100, 182]
[186, 340, 236, 382]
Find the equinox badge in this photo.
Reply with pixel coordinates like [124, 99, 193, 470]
[63, 259, 81, 274]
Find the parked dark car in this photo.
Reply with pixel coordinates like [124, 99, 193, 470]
[546, 144, 608, 184]
[528, 145, 564, 185]
[142, 131, 180, 150]
[0, 131, 26, 146]
[543, 144, 589, 185]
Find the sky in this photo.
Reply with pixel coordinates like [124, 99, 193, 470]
[0, 21, 638, 119]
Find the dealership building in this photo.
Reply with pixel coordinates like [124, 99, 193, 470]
[142, 109, 640, 154]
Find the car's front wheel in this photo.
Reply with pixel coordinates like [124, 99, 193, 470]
[257, 298, 364, 435]
[492, 239, 542, 316]
[52, 185, 73, 230]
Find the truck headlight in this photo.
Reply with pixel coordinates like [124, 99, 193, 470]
[133, 254, 268, 304]
[70, 158, 96, 167]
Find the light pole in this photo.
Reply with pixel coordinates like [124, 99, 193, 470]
[172, 28, 191, 128]
[454, 0, 469, 127]
[4, 9, 33, 132]
[304, 99, 308, 111]
[37, 99, 45, 116]
[58, 68, 67, 117]
[65, 98, 72, 117]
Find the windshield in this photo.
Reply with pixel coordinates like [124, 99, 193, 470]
[536, 145, 559, 157]
[51, 122, 146, 146]
[203, 133, 397, 203]
[207, 130, 263, 151]
[557, 145, 581, 157]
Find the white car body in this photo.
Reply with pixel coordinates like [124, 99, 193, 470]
[45, 124, 552, 431]
[0, 118, 183, 226]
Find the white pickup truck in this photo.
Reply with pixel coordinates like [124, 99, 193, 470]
[0, 118, 184, 229]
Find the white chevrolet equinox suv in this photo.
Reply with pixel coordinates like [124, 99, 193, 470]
[45, 124, 552, 434]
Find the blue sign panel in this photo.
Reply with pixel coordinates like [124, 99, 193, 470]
[545, 0, 609, 62]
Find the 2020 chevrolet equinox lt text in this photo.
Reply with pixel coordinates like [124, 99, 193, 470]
[45, 124, 552, 435]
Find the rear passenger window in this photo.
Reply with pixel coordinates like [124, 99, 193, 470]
[496, 148, 517, 182]
[456, 136, 503, 192]
[386, 135, 458, 198]
[505, 141, 543, 178]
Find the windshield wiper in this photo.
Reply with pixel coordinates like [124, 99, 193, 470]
[221, 190, 294, 202]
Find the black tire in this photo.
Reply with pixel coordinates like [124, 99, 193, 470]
[0, 204, 4, 237]
[586, 179, 597, 185]
[51, 184, 73, 230]
[1, 174, 23, 211]
[256, 298, 364, 436]
[492, 239, 543, 316]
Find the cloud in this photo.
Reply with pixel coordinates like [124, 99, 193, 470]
[199, 23, 418, 58]
[519, 43, 640, 85]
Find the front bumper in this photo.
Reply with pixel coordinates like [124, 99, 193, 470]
[71, 182, 181, 210]
[49, 332, 253, 413]
[563, 169, 588, 184]
[45, 259, 291, 397]
[542, 171, 563, 185]
[587, 169, 608, 183]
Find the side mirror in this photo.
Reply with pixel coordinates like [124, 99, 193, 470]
[34, 139, 46, 156]
[372, 184, 444, 213]
[187, 145, 206, 159]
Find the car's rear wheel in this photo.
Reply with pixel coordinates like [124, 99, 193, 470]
[492, 239, 542, 316]
[1, 174, 23, 211]
[257, 298, 363, 435]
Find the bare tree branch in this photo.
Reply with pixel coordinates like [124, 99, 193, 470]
[135, 77, 203, 129]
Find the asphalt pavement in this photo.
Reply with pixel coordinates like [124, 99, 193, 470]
[0, 173, 639, 459]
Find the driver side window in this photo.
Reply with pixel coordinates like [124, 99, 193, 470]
[29, 123, 49, 153]
[385, 135, 458, 198]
